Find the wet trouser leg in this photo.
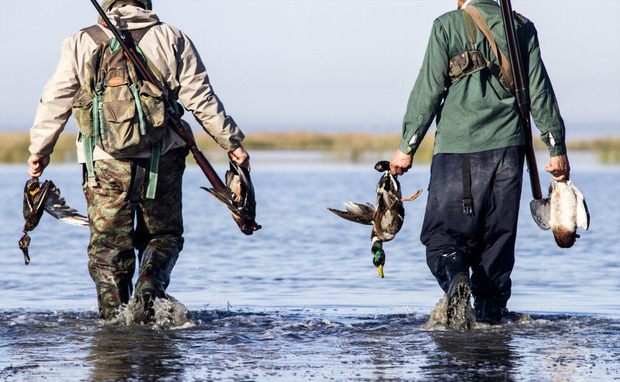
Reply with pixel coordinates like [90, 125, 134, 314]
[83, 148, 187, 319]
[420, 146, 524, 308]
[134, 149, 186, 298]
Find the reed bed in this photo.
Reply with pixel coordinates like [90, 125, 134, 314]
[1, 131, 618, 164]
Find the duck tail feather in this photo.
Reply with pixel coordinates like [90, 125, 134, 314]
[327, 201, 374, 225]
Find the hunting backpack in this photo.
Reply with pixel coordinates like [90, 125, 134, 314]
[71, 24, 169, 198]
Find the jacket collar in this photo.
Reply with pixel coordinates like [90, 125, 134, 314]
[462, 0, 499, 8]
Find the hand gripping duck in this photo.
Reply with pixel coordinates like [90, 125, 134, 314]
[328, 161, 423, 278]
[530, 180, 590, 248]
[18, 178, 89, 264]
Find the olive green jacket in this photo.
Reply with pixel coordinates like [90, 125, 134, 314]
[399, 0, 566, 157]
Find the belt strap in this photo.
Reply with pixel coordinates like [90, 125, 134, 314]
[127, 160, 148, 211]
[462, 154, 473, 216]
[464, 6, 515, 93]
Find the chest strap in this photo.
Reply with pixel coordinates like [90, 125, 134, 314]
[449, 6, 515, 92]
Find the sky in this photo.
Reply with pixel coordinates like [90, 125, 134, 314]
[0, 0, 618, 137]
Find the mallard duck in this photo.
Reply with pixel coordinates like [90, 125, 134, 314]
[19, 177, 89, 265]
[202, 160, 261, 235]
[328, 161, 423, 277]
[530, 180, 590, 248]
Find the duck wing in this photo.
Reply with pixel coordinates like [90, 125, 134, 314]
[530, 197, 551, 230]
[374, 202, 404, 241]
[373, 171, 405, 241]
[42, 182, 89, 227]
[328, 202, 375, 225]
[530, 182, 553, 230]
[202, 160, 261, 235]
[22, 178, 49, 232]
[567, 180, 590, 230]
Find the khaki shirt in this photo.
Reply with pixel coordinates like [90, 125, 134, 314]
[30, 6, 244, 162]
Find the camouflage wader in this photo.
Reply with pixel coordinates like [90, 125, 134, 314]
[83, 148, 187, 320]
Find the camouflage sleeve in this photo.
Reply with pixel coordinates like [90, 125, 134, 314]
[29, 35, 81, 157]
[175, 32, 245, 152]
[398, 19, 450, 156]
[522, 21, 567, 157]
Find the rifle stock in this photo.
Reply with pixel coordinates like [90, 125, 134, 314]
[499, 0, 543, 200]
[89, 0, 225, 191]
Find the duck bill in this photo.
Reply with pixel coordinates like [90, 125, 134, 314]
[377, 265, 384, 278]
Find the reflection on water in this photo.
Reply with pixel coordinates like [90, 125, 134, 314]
[2, 310, 618, 381]
[425, 331, 516, 381]
[86, 326, 184, 381]
[1, 160, 619, 381]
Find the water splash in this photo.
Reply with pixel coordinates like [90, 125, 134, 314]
[108, 295, 194, 328]
[426, 293, 475, 331]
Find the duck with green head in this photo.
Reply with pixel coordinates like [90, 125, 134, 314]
[328, 161, 422, 278]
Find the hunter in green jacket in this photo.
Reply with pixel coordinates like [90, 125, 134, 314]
[389, 0, 570, 326]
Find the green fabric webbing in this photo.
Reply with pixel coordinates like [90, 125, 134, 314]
[461, 10, 478, 48]
[129, 84, 147, 135]
[96, 95, 104, 141]
[92, 96, 100, 145]
[83, 136, 97, 187]
[109, 38, 120, 53]
[146, 142, 161, 199]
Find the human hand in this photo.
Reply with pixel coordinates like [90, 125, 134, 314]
[229, 146, 249, 167]
[545, 154, 570, 182]
[27, 154, 50, 178]
[389, 149, 413, 176]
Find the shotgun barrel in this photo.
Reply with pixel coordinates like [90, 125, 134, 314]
[499, 0, 542, 200]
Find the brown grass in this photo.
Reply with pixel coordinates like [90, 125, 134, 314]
[2, 131, 618, 164]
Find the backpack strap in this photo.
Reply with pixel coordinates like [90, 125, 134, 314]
[462, 9, 478, 48]
[82, 23, 158, 45]
[82, 25, 110, 45]
[128, 25, 156, 44]
[463, 6, 515, 93]
[146, 142, 161, 199]
[82, 135, 98, 187]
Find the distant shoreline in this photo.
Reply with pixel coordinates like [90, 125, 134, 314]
[2, 131, 618, 164]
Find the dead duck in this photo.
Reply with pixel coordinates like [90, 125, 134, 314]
[19, 177, 89, 264]
[328, 161, 423, 277]
[202, 160, 261, 235]
[530, 180, 590, 248]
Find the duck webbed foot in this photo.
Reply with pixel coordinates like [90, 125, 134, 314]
[372, 241, 385, 278]
[401, 189, 423, 202]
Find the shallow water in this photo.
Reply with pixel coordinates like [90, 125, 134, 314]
[1, 154, 619, 381]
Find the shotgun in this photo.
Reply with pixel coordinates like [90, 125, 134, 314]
[499, 0, 542, 200]
[89, 0, 261, 234]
